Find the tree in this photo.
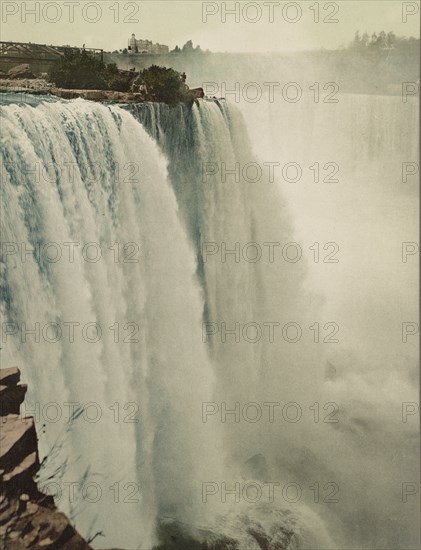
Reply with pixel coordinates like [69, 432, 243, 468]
[352, 31, 361, 49]
[134, 65, 191, 104]
[361, 32, 369, 47]
[182, 40, 194, 52]
[49, 50, 134, 91]
[103, 62, 134, 91]
[49, 50, 108, 89]
[378, 30, 387, 48]
[386, 31, 396, 49]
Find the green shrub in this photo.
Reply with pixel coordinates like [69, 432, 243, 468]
[49, 50, 108, 89]
[135, 65, 190, 104]
[50, 52, 192, 104]
[103, 62, 134, 92]
[49, 50, 132, 91]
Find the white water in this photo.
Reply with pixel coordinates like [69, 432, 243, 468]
[235, 94, 420, 548]
[1, 94, 419, 549]
[129, 96, 419, 548]
[0, 99, 223, 548]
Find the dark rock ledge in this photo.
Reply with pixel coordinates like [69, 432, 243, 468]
[0, 367, 92, 549]
[0, 78, 205, 104]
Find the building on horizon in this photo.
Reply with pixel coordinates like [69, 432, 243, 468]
[128, 34, 169, 54]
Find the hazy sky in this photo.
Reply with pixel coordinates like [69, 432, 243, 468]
[2, 0, 420, 52]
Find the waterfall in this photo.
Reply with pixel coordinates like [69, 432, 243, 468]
[1, 94, 418, 549]
[128, 96, 419, 549]
[0, 98, 223, 549]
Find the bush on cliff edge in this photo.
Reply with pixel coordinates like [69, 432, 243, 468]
[49, 51, 191, 104]
[49, 50, 110, 89]
[50, 50, 134, 91]
[133, 65, 191, 104]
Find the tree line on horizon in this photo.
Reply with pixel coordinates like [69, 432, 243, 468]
[348, 30, 419, 52]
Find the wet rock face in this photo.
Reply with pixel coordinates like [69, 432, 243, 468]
[156, 517, 240, 549]
[155, 513, 296, 550]
[1, 369, 28, 416]
[0, 367, 92, 549]
[7, 64, 36, 80]
[189, 88, 204, 99]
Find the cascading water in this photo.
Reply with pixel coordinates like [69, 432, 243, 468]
[128, 96, 419, 549]
[1, 93, 419, 549]
[0, 98, 224, 549]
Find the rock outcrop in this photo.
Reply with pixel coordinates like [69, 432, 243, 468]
[0, 367, 92, 549]
[156, 512, 296, 550]
[0, 80, 206, 105]
[189, 88, 204, 99]
[7, 65, 36, 80]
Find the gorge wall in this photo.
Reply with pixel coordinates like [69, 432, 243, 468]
[0, 367, 92, 549]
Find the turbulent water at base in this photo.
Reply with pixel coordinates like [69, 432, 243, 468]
[1, 94, 419, 549]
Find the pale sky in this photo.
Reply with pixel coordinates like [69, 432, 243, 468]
[1, 1, 420, 52]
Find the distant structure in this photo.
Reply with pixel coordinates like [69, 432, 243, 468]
[0, 41, 103, 75]
[128, 34, 169, 54]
